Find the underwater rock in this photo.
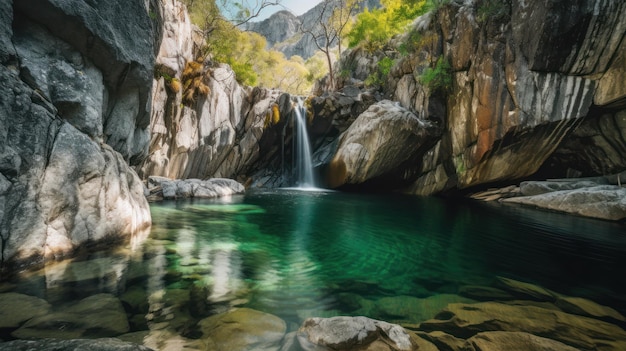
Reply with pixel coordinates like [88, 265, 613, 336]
[465, 331, 580, 351]
[0, 338, 152, 351]
[0, 292, 51, 328]
[495, 277, 558, 302]
[297, 316, 416, 351]
[373, 294, 475, 325]
[198, 308, 286, 351]
[555, 296, 626, 323]
[12, 293, 129, 339]
[420, 301, 626, 350]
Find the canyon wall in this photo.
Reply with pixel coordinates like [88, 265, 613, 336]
[324, 0, 626, 194]
[0, 0, 155, 272]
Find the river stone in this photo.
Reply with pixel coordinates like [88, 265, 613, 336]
[503, 185, 626, 221]
[198, 308, 286, 351]
[0, 338, 152, 351]
[466, 331, 580, 351]
[420, 302, 626, 350]
[415, 331, 466, 351]
[555, 296, 626, 323]
[0, 292, 51, 328]
[495, 277, 557, 302]
[12, 293, 129, 339]
[297, 316, 414, 351]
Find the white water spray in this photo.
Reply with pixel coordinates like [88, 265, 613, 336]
[293, 98, 317, 189]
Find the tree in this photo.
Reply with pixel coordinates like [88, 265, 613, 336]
[300, 0, 363, 91]
[347, 0, 429, 52]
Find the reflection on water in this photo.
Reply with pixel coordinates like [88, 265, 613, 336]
[1, 190, 626, 344]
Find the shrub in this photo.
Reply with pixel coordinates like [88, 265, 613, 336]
[419, 56, 452, 93]
[182, 60, 211, 106]
[476, 0, 511, 23]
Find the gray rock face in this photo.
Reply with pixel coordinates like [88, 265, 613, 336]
[0, 338, 151, 351]
[0, 0, 153, 272]
[14, 0, 156, 163]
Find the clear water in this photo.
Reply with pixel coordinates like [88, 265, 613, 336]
[2, 189, 626, 340]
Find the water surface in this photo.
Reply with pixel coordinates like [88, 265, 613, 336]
[2, 189, 626, 340]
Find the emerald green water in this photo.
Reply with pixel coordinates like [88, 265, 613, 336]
[147, 189, 626, 321]
[2, 189, 626, 339]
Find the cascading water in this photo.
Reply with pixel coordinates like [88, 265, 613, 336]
[292, 98, 317, 189]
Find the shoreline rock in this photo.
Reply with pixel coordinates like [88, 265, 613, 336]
[146, 177, 245, 201]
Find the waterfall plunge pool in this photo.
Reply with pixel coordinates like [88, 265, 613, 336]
[1, 189, 625, 345]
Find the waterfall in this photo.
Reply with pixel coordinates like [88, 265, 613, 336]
[292, 98, 317, 189]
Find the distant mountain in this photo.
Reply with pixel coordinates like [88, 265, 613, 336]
[246, 0, 381, 59]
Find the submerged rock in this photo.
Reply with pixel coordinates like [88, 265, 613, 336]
[0, 338, 151, 351]
[465, 331, 580, 351]
[420, 301, 626, 350]
[0, 292, 51, 328]
[12, 293, 129, 340]
[198, 308, 286, 351]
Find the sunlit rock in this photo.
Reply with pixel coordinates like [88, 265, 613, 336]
[495, 277, 558, 302]
[198, 308, 286, 351]
[0, 292, 51, 328]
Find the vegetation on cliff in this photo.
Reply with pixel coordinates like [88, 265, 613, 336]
[182, 0, 325, 93]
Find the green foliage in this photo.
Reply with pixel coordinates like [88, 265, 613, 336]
[476, 0, 511, 23]
[365, 56, 395, 88]
[347, 0, 430, 52]
[183, 0, 315, 94]
[420, 56, 452, 93]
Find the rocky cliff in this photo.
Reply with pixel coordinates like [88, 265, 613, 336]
[0, 0, 155, 272]
[322, 0, 626, 197]
[246, 0, 381, 59]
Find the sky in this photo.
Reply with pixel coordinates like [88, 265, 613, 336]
[255, 0, 323, 21]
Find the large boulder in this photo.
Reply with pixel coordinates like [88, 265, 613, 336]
[327, 100, 440, 188]
[12, 293, 130, 339]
